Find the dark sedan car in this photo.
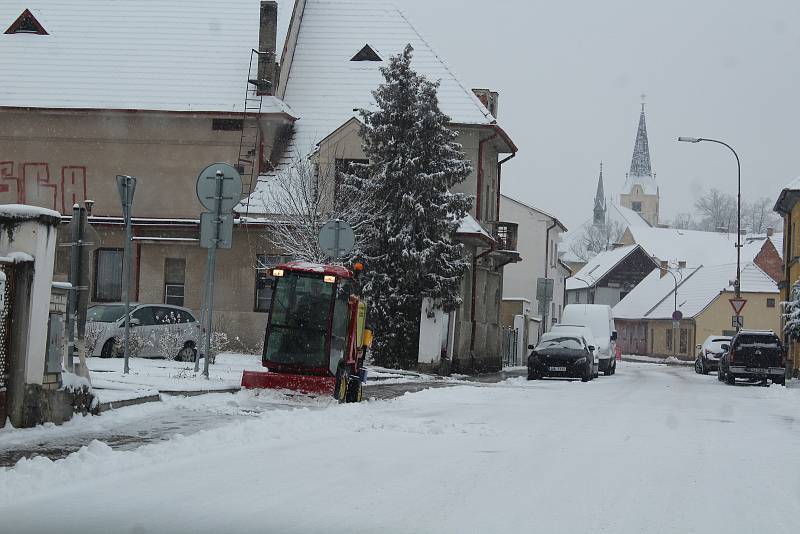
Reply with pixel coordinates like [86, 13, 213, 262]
[527, 333, 595, 382]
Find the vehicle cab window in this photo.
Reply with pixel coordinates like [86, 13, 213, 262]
[131, 306, 155, 326]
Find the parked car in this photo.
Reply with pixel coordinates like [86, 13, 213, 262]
[717, 330, 785, 386]
[694, 335, 731, 374]
[550, 324, 600, 378]
[527, 333, 595, 382]
[87, 303, 200, 361]
[560, 304, 617, 375]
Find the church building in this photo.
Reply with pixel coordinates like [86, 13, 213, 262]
[618, 104, 660, 226]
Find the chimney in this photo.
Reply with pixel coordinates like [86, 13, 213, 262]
[660, 260, 669, 278]
[257, 1, 278, 95]
[678, 261, 686, 269]
[611, 242, 625, 250]
[472, 89, 499, 118]
[767, 227, 774, 237]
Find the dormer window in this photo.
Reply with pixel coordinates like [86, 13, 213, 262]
[351, 44, 381, 62]
[4, 9, 48, 35]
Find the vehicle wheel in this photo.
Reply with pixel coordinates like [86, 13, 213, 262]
[101, 339, 119, 358]
[334, 367, 349, 403]
[176, 344, 197, 362]
[611, 360, 616, 375]
[582, 364, 591, 382]
[774, 376, 786, 386]
[695, 359, 702, 374]
[718, 368, 725, 382]
[345, 375, 363, 403]
[726, 372, 736, 385]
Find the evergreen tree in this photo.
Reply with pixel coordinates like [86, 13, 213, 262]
[344, 44, 472, 369]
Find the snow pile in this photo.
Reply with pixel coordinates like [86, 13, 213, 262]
[0, 204, 61, 220]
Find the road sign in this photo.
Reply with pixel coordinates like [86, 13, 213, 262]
[729, 298, 747, 315]
[732, 315, 744, 329]
[672, 321, 680, 329]
[116, 175, 137, 218]
[319, 219, 355, 259]
[672, 310, 683, 321]
[536, 278, 554, 301]
[200, 212, 234, 249]
[196, 163, 242, 213]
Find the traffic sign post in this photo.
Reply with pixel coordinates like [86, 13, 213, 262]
[536, 278, 554, 330]
[116, 175, 137, 374]
[729, 298, 747, 315]
[196, 163, 242, 377]
[318, 219, 355, 259]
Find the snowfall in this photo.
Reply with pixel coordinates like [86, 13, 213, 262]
[1, 362, 799, 533]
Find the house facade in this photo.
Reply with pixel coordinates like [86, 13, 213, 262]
[773, 178, 800, 376]
[566, 244, 658, 307]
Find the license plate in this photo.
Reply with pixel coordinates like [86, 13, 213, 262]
[548, 366, 567, 372]
[746, 368, 766, 373]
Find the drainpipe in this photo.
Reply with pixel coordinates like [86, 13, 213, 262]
[476, 133, 498, 221]
[496, 151, 517, 219]
[542, 219, 558, 333]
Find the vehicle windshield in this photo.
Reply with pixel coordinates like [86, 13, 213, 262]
[86, 304, 127, 323]
[536, 336, 584, 351]
[264, 272, 335, 367]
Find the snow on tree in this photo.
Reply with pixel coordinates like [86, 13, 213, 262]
[784, 281, 800, 340]
[342, 44, 472, 369]
[261, 152, 383, 263]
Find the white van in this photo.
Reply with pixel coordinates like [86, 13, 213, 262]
[560, 304, 617, 375]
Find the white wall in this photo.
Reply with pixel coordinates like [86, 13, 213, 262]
[500, 196, 566, 331]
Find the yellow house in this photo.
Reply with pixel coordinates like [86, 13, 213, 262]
[614, 263, 780, 359]
[773, 178, 800, 376]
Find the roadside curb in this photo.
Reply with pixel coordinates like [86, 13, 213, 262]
[98, 393, 162, 412]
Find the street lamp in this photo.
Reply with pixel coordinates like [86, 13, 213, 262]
[573, 275, 595, 304]
[678, 136, 742, 299]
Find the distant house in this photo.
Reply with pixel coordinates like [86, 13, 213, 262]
[613, 263, 779, 359]
[565, 244, 658, 307]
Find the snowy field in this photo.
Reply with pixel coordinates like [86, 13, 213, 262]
[1, 363, 799, 533]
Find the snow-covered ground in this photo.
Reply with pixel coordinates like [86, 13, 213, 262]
[2, 363, 799, 533]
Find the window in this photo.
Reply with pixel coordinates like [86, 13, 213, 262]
[632, 201, 642, 212]
[255, 255, 292, 312]
[4, 9, 48, 35]
[212, 119, 243, 131]
[131, 306, 156, 326]
[680, 328, 689, 354]
[94, 249, 124, 302]
[767, 298, 776, 308]
[351, 44, 382, 62]
[164, 258, 186, 306]
[666, 329, 673, 352]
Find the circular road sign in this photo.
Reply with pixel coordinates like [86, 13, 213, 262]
[319, 219, 355, 259]
[672, 310, 683, 321]
[196, 163, 243, 213]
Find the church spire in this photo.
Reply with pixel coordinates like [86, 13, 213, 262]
[593, 162, 607, 225]
[629, 101, 652, 177]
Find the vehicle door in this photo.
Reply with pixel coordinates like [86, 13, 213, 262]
[177, 309, 200, 346]
[129, 306, 157, 357]
[152, 307, 185, 357]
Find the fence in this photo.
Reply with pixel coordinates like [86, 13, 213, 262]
[501, 326, 519, 368]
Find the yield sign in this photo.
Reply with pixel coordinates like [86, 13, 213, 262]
[729, 298, 747, 315]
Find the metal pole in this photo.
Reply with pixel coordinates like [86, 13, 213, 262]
[202, 170, 224, 378]
[66, 204, 81, 372]
[195, 259, 209, 373]
[122, 178, 133, 374]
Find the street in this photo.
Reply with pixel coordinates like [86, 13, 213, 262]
[1, 362, 798, 533]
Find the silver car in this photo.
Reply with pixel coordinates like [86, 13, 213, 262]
[86, 303, 200, 361]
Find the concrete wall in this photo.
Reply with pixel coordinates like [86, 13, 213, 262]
[0, 109, 288, 218]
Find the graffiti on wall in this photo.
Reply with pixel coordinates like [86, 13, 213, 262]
[0, 161, 87, 214]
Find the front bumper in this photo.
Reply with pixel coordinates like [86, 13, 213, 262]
[528, 357, 587, 378]
[728, 366, 784, 377]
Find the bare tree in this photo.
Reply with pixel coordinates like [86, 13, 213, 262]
[258, 154, 384, 263]
[670, 212, 697, 230]
[694, 188, 737, 232]
[743, 197, 781, 234]
[569, 220, 626, 262]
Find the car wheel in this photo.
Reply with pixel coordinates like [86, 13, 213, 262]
[773, 376, 785, 386]
[101, 339, 118, 358]
[726, 372, 736, 385]
[334, 366, 349, 402]
[345, 375, 363, 403]
[582, 363, 591, 382]
[176, 344, 196, 362]
[526, 369, 538, 380]
[718, 368, 725, 382]
[695, 359, 702, 374]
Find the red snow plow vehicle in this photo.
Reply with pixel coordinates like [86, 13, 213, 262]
[241, 261, 372, 402]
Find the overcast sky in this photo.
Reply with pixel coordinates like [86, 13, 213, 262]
[398, 0, 800, 229]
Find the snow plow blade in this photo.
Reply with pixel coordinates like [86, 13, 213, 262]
[241, 371, 335, 395]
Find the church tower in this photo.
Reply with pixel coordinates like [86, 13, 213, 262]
[619, 102, 659, 226]
[593, 162, 607, 226]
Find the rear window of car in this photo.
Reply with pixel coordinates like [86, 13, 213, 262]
[734, 334, 781, 349]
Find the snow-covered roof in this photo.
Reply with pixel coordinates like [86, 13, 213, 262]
[0, 1, 294, 114]
[241, 0, 497, 213]
[500, 194, 567, 232]
[456, 214, 492, 240]
[625, 226, 763, 268]
[613, 262, 777, 320]
[559, 201, 650, 264]
[612, 203, 650, 228]
[566, 245, 645, 290]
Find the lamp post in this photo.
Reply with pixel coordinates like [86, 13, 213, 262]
[678, 137, 742, 298]
[574, 275, 595, 304]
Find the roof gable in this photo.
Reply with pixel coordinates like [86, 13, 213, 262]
[4, 8, 47, 34]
